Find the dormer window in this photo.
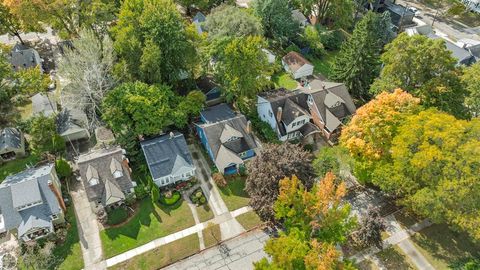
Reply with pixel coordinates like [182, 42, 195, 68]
[86, 165, 100, 186]
[110, 158, 123, 178]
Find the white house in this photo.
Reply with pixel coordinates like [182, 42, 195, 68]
[282, 51, 314, 79]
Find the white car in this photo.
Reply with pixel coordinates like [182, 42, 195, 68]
[408, 7, 421, 16]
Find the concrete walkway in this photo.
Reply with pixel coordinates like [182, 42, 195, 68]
[70, 182, 106, 270]
[183, 193, 206, 250]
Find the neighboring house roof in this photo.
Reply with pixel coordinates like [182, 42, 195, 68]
[56, 108, 88, 138]
[193, 12, 206, 34]
[77, 147, 134, 207]
[0, 128, 23, 152]
[196, 115, 257, 171]
[32, 93, 57, 117]
[196, 76, 221, 97]
[0, 164, 62, 236]
[200, 103, 237, 123]
[9, 43, 42, 71]
[282, 51, 312, 73]
[94, 126, 115, 145]
[426, 33, 476, 65]
[140, 132, 195, 181]
[291, 9, 308, 24]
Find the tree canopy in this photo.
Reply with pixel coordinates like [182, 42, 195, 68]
[252, 0, 299, 43]
[462, 62, 480, 117]
[204, 5, 263, 39]
[295, 0, 355, 29]
[0, 2, 24, 43]
[29, 115, 65, 156]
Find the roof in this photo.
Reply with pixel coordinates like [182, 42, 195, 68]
[0, 164, 61, 234]
[196, 115, 257, 170]
[299, 122, 321, 137]
[0, 128, 23, 152]
[200, 103, 237, 123]
[291, 9, 308, 23]
[56, 108, 88, 136]
[140, 132, 195, 181]
[95, 127, 115, 143]
[9, 43, 41, 71]
[282, 51, 312, 73]
[427, 33, 476, 65]
[193, 12, 206, 34]
[196, 76, 220, 93]
[385, 3, 414, 16]
[32, 93, 57, 116]
[77, 147, 134, 206]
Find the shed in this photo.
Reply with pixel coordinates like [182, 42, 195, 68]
[0, 128, 25, 162]
[282, 51, 314, 79]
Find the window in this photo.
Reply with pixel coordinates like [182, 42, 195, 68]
[113, 170, 123, 178]
[292, 122, 296, 127]
[89, 178, 99, 186]
[51, 214, 58, 220]
[269, 110, 273, 117]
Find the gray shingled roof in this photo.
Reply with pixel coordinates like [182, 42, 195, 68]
[56, 108, 88, 135]
[0, 128, 22, 151]
[282, 51, 312, 72]
[200, 103, 237, 124]
[77, 147, 134, 206]
[427, 33, 476, 65]
[17, 204, 52, 237]
[140, 132, 195, 181]
[32, 93, 57, 116]
[9, 43, 41, 71]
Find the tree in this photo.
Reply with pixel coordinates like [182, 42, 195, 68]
[245, 143, 315, 221]
[252, 0, 299, 44]
[174, 90, 207, 127]
[0, 51, 17, 127]
[204, 5, 263, 39]
[303, 26, 325, 57]
[29, 115, 65, 156]
[55, 158, 72, 179]
[462, 62, 480, 117]
[0, 2, 24, 43]
[21, 242, 58, 270]
[58, 28, 115, 129]
[15, 67, 51, 96]
[296, 0, 355, 29]
[211, 36, 272, 108]
[370, 33, 468, 118]
[372, 109, 480, 240]
[340, 89, 421, 182]
[112, 0, 196, 85]
[312, 146, 350, 178]
[331, 11, 393, 100]
[352, 208, 386, 248]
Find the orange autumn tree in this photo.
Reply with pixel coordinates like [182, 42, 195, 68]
[340, 89, 421, 182]
[255, 173, 356, 270]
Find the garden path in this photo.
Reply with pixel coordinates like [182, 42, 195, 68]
[183, 192, 206, 249]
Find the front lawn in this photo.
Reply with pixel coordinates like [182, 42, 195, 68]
[109, 234, 200, 270]
[196, 204, 214, 223]
[236, 211, 263, 231]
[100, 198, 195, 258]
[0, 155, 40, 183]
[53, 206, 84, 270]
[217, 176, 250, 211]
[307, 50, 339, 79]
[203, 223, 221, 248]
[272, 72, 298, 90]
[375, 245, 416, 269]
[410, 224, 480, 270]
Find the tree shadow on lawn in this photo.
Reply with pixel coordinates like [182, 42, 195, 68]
[220, 176, 249, 198]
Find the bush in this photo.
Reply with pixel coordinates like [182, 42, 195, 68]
[134, 184, 149, 199]
[248, 112, 281, 144]
[239, 165, 247, 176]
[106, 208, 128, 225]
[159, 190, 181, 205]
[285, 44, 300, 53]
[213, 172, 227, 187]
[319, 30, 343, 51]
[190, 188, 207, 205]
[304, 25, 325, 57]
[55, 158, 72, 179]
[303, 144, 314, 152]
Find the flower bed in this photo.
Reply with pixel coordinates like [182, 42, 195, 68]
[189, 188, 207, 206]
[159, 190, 181, 206]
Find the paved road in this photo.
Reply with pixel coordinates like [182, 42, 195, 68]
[162, 229, 269, 270]
[0, 27, 58, 45]
[70, 182, 106, 270]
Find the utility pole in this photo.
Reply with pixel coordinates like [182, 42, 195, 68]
[432, 9, 439, 26]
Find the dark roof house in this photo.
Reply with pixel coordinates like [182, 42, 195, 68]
[141, 132, 196, 187]
[32, 93, 57, 117]
[0, 128, 26, 162]
[9, 43, 43, 73]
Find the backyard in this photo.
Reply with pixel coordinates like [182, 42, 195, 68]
[307, 50, 339, 79]
[52, 206, 84, 270]
[100, 198, 195, 258]
[0, 155, 40, 182]
[272, 72, 298, 90]
[109, 234, 200, 270]
[217, 175, 250, 211]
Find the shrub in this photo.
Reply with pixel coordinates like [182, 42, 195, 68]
[213, 172, 227, 187]
[304, 25, 325, 57]
[190, 188, 207, 205]
[159, 190, 181, 205]
[303, 144, 314, 152]
[106, 208, 128, 225]
[134, 184, 149, 199]
[55, 158, 72, 179]
[319, 30, 343, 51]
[239, 165, 247, 176]
[285, 44, 300, 53]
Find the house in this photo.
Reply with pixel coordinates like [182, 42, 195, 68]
[56, 108, 90, 142]
[77, 147, 136, 211]
[196, 76, 223, 106]
[291, 9, 309, 27]
[195, 104, 258, 175]
[257, 80, 356, 142]
[262, 49, 276, 64]
[406, 25, 477, 66]
[9, 43, 43, 73]
[282, 51, 314, 79]
[193, 12, 206, 35]
[32, 93, 57, 117]
[0, 164, 66, 241]
[141, 132, 196, 188]
[369, 0, 414, 29]
[0, 128, 26, 163]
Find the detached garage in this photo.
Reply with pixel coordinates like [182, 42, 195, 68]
[282, 51, 314, 80]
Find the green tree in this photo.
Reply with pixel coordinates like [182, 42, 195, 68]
[204, 5, 263, 39]
[296, 0, 355, 29]
[112, 0, 196, 85]
[252, 0, 299, 44]
[372, 109, 480, 240]
[331, 11, 393, 100]
[174, 90, 206, 127]
[150, 185, 160, 202]
[15, 67, 51, 95]
[312, 146, 350, 178]
[370, 33, 468, 118]
[0, 51, 17, 127]
[462, 62, 480, 117]
[303, 25, 325, 57]
[211, 36, 272, 108]
[55, 158, 72, 179]
[29, 115, 65, 155]
[0, 2, 24, 44]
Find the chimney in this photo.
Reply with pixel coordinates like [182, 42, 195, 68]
[246, 120, 252, 134]
[276, 107, 283, 123]
[48, 181, 66, 212]
[169, 131, 174, 139]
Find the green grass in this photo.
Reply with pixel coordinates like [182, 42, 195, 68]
[196, 204, 214, 223]
[109, 233, 200, 270]
[376, 245, 417, 269]
[17, 101, 33, 120]
[159, 191, 181, 206]
[53, 206, 84, 270]
[236, 211, 263, 231]
[100, 198, 195, 258]
[272, 72, 298, 90]
[217, 176, 250, 211]
[307, 50, 339, 79]
[0, 155, 40, 182]
[107, 208, 129, 226]
[410, 224, 480, 270]
[203, 223, 221, 248]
